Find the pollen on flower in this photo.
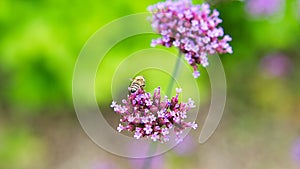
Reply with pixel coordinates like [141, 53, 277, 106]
[111, 87, 197, 143]
[148, 0, 233, 78]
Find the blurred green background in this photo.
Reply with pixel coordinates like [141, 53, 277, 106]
[1, 0, 300, 169]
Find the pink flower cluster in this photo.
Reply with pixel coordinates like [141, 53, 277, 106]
[148, 0, 233, 78]
[111, 87, 197, 143]
[246, 0, 283, 17]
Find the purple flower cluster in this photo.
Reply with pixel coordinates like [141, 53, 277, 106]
[246, 0, 283, 17]
[148, 0, 233, 78]
[111, 87, 197, 143]
[260, 52, 292, 78]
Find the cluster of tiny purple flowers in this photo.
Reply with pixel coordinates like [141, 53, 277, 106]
[148, 0, 233, 78]
[246, 0, 283, 17]
[111, 87, 197, 143]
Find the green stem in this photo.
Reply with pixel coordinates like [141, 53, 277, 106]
[141, 51, 182, 169]
[166, 51, 182, 96]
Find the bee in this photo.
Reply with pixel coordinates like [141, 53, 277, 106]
[129, 76, 146, 93]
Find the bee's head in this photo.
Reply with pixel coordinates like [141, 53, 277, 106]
[135, 76, 145, 86]
[135, 76, 145, 81]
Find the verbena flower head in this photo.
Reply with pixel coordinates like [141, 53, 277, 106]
[148, 0, 233, 78]
[260, 52, 292, 78]
[246, 0, 283, 17]
[111, 87, 197, 143]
